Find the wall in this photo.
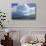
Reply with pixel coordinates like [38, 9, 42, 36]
[0, 0, 46, 46]
[0, 29, 46, 46]
[0, 0, 46, 27]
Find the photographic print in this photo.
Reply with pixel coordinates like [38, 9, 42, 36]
[11, 3, 36, 20]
